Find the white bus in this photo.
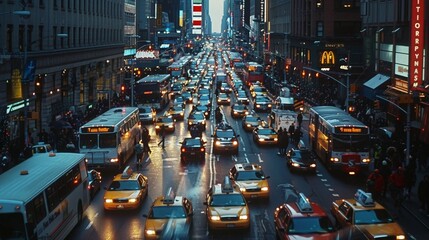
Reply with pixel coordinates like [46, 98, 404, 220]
[308, 106, 371, 175]
[78, 107, 141, 170]
[0, 153, 89, 240]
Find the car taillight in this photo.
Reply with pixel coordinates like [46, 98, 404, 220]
[181, 148, 186, 152]
[200, 147, 205, 152]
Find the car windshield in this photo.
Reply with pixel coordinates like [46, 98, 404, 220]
[196, 106, 207, 111]
[234, 105, 246, 110]
[158, 117, 173, 123]
[235, 170, 265, 181]
[294, 150, 311, 159]
[150, 206, 187, 219]
[256, 97, 269, 102]
[210, 194, 246, 206]
[216, 130, 235, 138]
[108, 180, 140, 191]
[171, 106, 182, 111]
[258, 129, 276, 135]
[200, 95, 210, 100]
[246, 116, 259, 122]
[219, 93, 228, 99]
[184, 138, 202, 146]
[288, 216, 335, 234]
[189, 114, 204, 120]
[139, 107, 152, 113]
[354, 209, 394, 224]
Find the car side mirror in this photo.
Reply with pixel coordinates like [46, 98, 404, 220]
[236, 134, 240, 138]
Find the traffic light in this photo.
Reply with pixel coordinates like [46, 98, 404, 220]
[373, 100, 380, 109]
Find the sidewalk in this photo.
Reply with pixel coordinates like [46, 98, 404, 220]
[400, 169, 429, 231]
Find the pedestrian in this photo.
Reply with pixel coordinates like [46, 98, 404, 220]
[215, 106, 222, 123]
[277, 127, 284, 155]
[366, 169, 384, 201]
[141, 126, 151, 154]
[293, 127, 301, 146]
[288, 122, 295, 137]
[379, 159, 392, 198]
[389, 167, 406, 208]
[158, 124, 166, 149]
[373, 144, 382, 168]
[282, 131, 289, 155]
[417, 175, 429, 214]
[297, 112, 303, 128]
[134, 140, 144, 170]
[404, 163, 416, 200]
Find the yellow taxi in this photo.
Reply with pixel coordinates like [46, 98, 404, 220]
[274, 193, 336, 239]
[143, 188, 193, 239]
[331, 189, 406, 240]
[154, 115, 176, 133]
[103, 166, 148, 210]
[204, 176, 250, 230]
[229, 163, 270, 200]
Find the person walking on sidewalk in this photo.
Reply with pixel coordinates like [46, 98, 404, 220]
[141, 126, 151, 154]
[418, 174, 429, 215]
[277, 127, 284, 155]
[297, 112, 303, 128]
[389, 167, 406, 208]
[366, 169, 385, 201]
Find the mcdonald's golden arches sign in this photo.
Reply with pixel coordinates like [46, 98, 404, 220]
[320, 51, 336, 65]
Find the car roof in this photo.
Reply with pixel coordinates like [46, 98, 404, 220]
[234, 163, 262, 172]
[284, 201, 329, 218]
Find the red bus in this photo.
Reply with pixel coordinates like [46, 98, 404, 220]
[243, 62, 264, 86]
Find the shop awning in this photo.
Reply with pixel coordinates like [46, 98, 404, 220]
[362, 74, 390, 100]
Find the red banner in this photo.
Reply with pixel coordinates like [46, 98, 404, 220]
[193, 5, 202, 12]
[409, 0, 425, 90]
[193, 20, 202, 26]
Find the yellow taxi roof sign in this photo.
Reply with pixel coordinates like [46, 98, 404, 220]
[297, 193, 313, 213]
[354, 189, 375, 207]
[121, 166, 133, 179]
[163, 187, 176, 204]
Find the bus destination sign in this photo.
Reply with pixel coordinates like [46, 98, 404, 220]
[336, 127, 367, 134]
[82, 127, 114, 133]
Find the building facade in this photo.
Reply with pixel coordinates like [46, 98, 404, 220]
[0, 1, 124, 154]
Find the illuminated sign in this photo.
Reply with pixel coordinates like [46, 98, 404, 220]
[336, 127, 368, 134]
[81, 127, 114, 133]
[409, 0, 425, 90]
[320, 51, 335, 65]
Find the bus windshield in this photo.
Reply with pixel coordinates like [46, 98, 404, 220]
[79, 134, 97, 149]
[99, 133, 117, 148]
[332, 134, 370, 152]
[0, 212, 26, 240]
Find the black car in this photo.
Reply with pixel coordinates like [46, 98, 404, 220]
[180, 137, 206, 163]
[286, 147, 317, 173]
[212, 122, 240, 155]
[88, 169, 102, 199]
[193, 104, 211, 119]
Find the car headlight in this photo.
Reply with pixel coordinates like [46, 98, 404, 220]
[274, 138, 278, 141]
[105, 199, 113, 203]
[227, 99, 230, 102]
[396, 235, 405, 240]
[330, 157, 339, 162]
[211, 216, 221, 221]
[110, 158, 119, 163]
[129, 198, 138, 203]
[246, 124, 251, 127]
[239, 215, 248, 220]
[232, 140, 238, 145]
[261, 187, 269, 191]
[362, 158, 370, 163]
[240, 187, 246, 192]
[155, 125, 160, 129]
[310, 163, 316, 168]
[169, 125, 174, 128]
[180, 112, 184, 116]
[268, 104, 272, 107]
[145, 229, 156, 235]
[256, 104, 261, 108]
[215, 141, 221, 146]
[258, 138, 265, 142]
[292, 162, 300, 167]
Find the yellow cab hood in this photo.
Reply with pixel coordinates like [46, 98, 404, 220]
[210, 206, 248, 216]
[104, 190, 140, 199]
[358, 222, 405, 238]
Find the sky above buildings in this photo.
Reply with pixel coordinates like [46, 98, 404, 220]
[209, 0, 223, 33]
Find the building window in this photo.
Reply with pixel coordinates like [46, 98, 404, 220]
[19, 25, 25, 52]
[317, 21, 324, 37]
[38, 26, 43, 50]
[27, 25, 33, 51]
[6, 25, 13, 53]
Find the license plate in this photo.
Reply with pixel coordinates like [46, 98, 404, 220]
[117, 205, 124, 209]
[226, 224, 235, 228]
[191, 152, 196, 155]
[251, 194, 257, 198]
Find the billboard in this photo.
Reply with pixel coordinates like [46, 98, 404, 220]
[409, 0, 425, 90]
